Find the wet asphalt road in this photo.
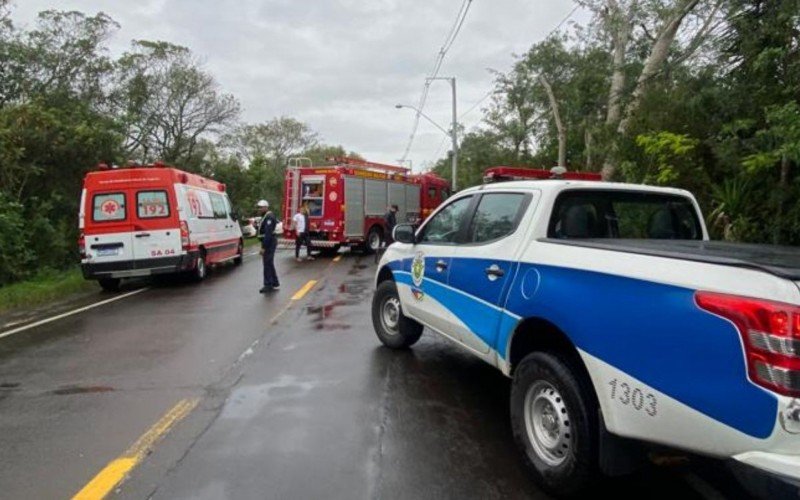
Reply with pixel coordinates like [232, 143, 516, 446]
[0, 250, 762, 499]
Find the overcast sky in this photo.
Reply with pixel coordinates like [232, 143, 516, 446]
[10, 0, 587, 170]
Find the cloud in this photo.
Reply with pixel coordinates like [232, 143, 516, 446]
[10, 0, 587, 170]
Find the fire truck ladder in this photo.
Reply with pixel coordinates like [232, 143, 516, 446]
[286, 157, 312, 222]
[326, 156, 409, 175]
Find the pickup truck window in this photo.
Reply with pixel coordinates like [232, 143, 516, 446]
[549, 190, 702, 240]
[468, 193, 526, 243]
[418, 195, 473, 244]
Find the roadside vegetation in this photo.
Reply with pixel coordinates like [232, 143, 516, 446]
[432, 0, 799, 245]
[0, 268, 92, 314]
[0, 0, 797, 300]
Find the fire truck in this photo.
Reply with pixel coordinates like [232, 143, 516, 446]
[281, 157, 450, 254]
[483, 166, 602, 183]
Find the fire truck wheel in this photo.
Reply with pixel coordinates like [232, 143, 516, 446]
[371, 280, 423, 348]
[364, 227, 383, 254]
[98, 278, 121, 292]
[233, 240, 244, 265]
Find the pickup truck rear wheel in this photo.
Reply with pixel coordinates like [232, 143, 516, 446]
[372, 280, 422, 348]
[511, 352, 598, 497]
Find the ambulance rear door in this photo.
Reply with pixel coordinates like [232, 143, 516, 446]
[84, 189, 135, 264]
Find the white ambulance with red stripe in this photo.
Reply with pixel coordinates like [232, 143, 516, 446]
[79, 162, 243, 291]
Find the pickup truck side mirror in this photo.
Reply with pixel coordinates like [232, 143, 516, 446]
[393, 224, 417, 244]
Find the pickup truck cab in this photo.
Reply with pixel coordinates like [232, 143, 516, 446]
[372, 179, 800, 496]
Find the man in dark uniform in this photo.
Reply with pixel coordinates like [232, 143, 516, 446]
[384, 204, 398, 245]
[257, 200, 280, 293]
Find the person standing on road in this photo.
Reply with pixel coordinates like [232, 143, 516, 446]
[384, 204, 398, 245]
[257, 200, 280, 293]
[293, 205, 314, 262]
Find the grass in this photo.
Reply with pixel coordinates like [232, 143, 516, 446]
[0, 267, 95, 315]
[244, 236, 263, 248]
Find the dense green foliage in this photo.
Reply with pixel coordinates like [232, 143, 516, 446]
[433, 0, 800, 245]
[0, 5, 345, 285]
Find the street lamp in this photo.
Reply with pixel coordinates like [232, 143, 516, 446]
[426, 77, 457, 191]
[394, 104, 449, 135]
[395, 90, 458, 190]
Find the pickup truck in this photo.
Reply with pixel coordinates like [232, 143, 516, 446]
[371, 179, 800, 496]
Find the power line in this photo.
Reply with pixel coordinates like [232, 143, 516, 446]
[429, 2, 581, 164]
[459, 88, 493, 121]
[399, 0, 474, 163]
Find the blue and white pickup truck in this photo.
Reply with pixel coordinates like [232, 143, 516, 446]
[371, 179, 800, 496]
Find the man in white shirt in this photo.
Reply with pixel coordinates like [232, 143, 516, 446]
[293, 206, 314, 262]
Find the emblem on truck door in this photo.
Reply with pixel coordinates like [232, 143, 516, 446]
[411, 252, 425, 287]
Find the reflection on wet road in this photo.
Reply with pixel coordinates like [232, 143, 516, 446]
[0, 251, 767, 499]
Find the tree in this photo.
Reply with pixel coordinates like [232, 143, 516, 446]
[0, 10, 118, 107]
[579, 0, 725, 178]
[112, 40, 240, 164]
[224, 117, 319, 167]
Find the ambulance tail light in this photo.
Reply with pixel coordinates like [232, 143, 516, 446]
[180, 220, 190, 249]
[696, 291, 800, 397]
[78, 231, 86, 259]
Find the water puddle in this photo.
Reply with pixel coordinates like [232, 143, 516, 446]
[52, 385, 114, 395]
[304, 280, 371, 331]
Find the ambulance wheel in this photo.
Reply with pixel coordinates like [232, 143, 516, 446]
[192, 251, 207, 282]
[364, 227, 382, 254]
[372, 280, 422, 349]
[98, 278, 121, 292]
[233, 240, 244, 266]
[510, 352, 599, 497]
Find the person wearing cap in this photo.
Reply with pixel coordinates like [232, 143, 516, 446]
[257, 200, 280, 293]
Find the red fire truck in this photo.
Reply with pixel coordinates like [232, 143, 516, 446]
[281, 157, 449, 254]
[483, 166, 602, 183]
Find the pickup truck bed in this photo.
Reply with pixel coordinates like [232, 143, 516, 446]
[542, 239, 800, 281]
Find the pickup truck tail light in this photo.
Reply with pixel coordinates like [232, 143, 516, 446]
[179, 220, 190, 249]
[78, 231, 86, 259]
[696, 291, 800, 397]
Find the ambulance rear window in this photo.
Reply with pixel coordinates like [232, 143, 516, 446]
[137, 191, 170, 219]
[92, 193, 126, 222]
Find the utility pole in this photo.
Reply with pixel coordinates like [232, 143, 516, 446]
[427, 77, 458, 191]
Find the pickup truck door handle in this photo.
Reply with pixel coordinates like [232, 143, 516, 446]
[135, 233, 151, 238]
[435, 260, 448, 272]
[485, 264, 504, 281]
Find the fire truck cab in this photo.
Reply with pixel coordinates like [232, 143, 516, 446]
[282, 157, 449, 254]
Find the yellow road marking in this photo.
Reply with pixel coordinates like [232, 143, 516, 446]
[291, 280, 317, 301]
[332, 255, 342, 262]
[72, 397, 199, 500]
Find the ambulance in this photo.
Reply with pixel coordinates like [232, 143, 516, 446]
[79, 162, 243, 291]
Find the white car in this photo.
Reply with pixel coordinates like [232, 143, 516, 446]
[241, 218, 257, 238]
[373, 179, 800, 496]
